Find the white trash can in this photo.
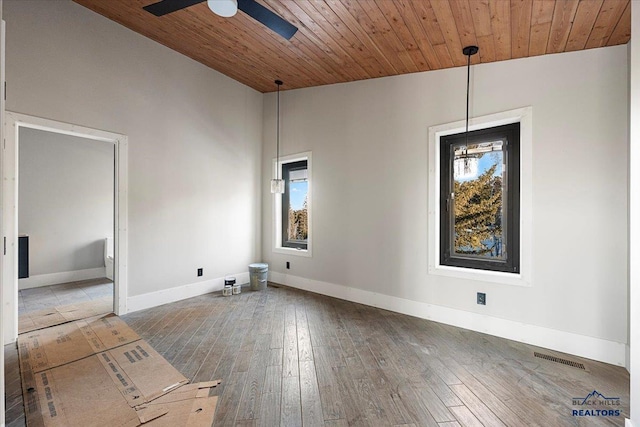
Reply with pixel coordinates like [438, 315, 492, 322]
[248, 263, 268, 291]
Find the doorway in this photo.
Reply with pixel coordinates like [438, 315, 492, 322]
[2, 112, 128, 344]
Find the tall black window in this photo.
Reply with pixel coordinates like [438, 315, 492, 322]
[440, 123, 520, 273]
[282, 160, 308, 250]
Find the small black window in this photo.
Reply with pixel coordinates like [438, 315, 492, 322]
[440, 123, 520, 273]
[282, 160, 308, 250]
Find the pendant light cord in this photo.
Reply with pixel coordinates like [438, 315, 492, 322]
[275, 80, 282, 180]
[465, 53, 471, 145]
[462, 46, 478, 147]
[277, 84, 280, 180]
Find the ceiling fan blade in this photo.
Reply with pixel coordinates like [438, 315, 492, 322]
[143, 0, 205, 16]
[238, 0, 298, 40]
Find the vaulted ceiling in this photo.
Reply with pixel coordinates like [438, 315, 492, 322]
[74, 0, 631, 93]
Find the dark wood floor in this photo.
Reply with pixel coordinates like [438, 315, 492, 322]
[5, 283, 629, 426]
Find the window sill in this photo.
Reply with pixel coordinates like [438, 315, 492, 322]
[273, 247, 312, 258]
[428, 264, 530, 287]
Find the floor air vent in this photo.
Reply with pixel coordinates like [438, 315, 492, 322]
[534, 352, 586, 370]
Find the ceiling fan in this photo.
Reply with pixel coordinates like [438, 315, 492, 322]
[143, 0, 298, 40]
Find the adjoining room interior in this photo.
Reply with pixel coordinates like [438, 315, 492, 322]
[17, 127, 115, 327]
[1, 0, 639, 426]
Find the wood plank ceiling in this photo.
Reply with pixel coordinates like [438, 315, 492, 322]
[74, 0, 631, 93]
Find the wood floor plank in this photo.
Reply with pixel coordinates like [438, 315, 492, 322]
[236, 348, 270, 420]
[141, 310, 185, 342]
[193, 298, 249, 382]
[168, 299, 229, 368]
[423, 374, 463, 408]
[355, 375, 393, 425]
[332, 366, 372, 427]
[445, 359, 549, 426]
[283, 304, 299, 378]
[362, 367, 409, 425]
[449, 405, 483, 427]
[395, 381, 440, 427]
[126, 303, 173, 336]
[209, 322, 250, 380]
[233, 350, 254, 373]
[269, 308, 285, 349]
[296, 305, 313, 362]
[449, 384, 506, 427]
[257, 392, 281, 427]
[175, 310, 230, 378]
[268, 347, 283, 366]
[442, 359, 529, 426]
[299, 360, 324, 426]
[235, 420, 257, 426]
[263, 364, 282, 394]
[214, 371, 247, 426]
[154, 305, 209, 361]
[411, 384, 456, 423]
[148, 306, 197, 349]
[281, 375, 303, 427]
[313, 345, 346, 420]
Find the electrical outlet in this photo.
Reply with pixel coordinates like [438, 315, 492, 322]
[197, 268, 203, 277]
[477, 292, 486, 305]
[286, 261, 290, 269]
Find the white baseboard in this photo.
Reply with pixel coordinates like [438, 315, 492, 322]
[18, 267, 107, 289]
[627, 344, 631, 373]
[126, 272, 250, 313]
[270, 271, 627, 367]
[626, 419, 634, 427]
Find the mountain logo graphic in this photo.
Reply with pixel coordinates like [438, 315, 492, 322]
[574, 390, 620, 405]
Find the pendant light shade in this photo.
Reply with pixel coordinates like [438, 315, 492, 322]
[271, 178, 285, 193]
[207, 0, 238, 17]
[453, 46, 479, 178]
[271, 80, 285, 194]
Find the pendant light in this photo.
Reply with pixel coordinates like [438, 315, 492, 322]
[271, 80, 285, 194]
[456, 45, 479, 178]
[463, 45, 479, 143]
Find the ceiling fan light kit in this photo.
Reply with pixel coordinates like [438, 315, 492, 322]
[207, 0, 237, 17]
[143, 0, 298, 40]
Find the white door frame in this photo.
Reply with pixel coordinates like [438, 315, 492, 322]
[1, 8, 6, 427]
[2, 111, 128, 344]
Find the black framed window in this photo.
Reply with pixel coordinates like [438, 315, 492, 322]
[282, 160, 308, 250]
[440, 123, 520, 273]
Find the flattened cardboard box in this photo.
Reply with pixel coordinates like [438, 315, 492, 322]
[19, 298, 113, 334]
[28, 340, 190, 427]
[18, 314, 140, 426]
[100, 340, 188, 406]
[136, 381, 220, 427]
[19, 314, 140, 374]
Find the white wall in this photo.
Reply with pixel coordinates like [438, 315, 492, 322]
[4, 0, 263, 298]
[18, 128, 113, 283]
[262, 45, 629, 361]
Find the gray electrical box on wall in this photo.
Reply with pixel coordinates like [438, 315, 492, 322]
[18, 235, 29, 279]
